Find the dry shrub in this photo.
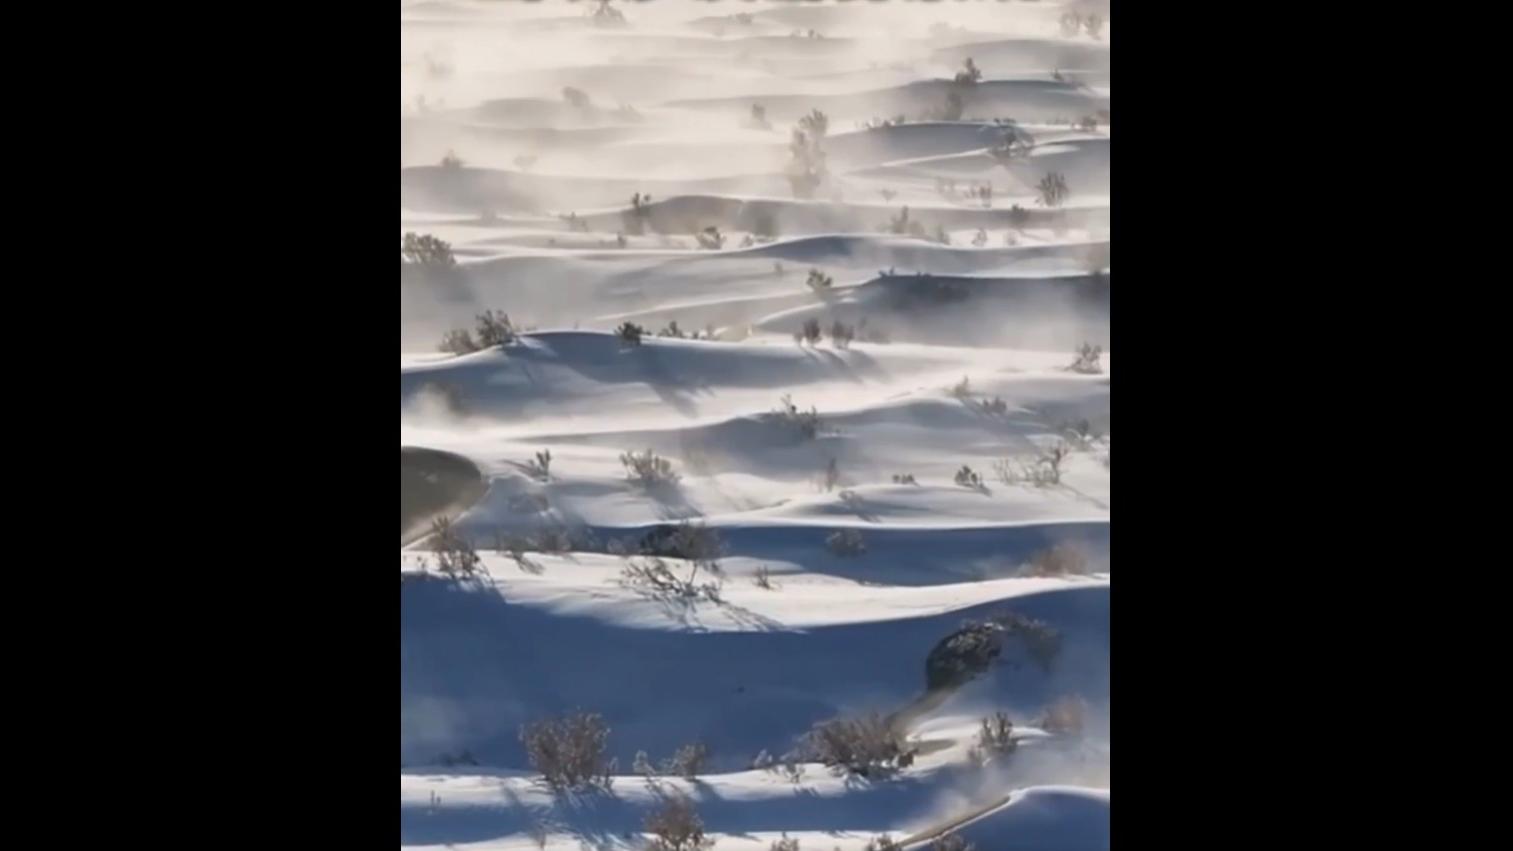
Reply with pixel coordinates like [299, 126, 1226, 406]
[802, 711, 907, 777]
[519, 711, 614, 791]
[644, 794, 710, 851]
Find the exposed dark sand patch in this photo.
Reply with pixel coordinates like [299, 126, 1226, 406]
[401, 446, 487, 547]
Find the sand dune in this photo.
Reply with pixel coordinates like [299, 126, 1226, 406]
[402, 2, 1109, 847]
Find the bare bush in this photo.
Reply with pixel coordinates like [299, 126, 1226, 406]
[829, 321, 855, 349]
[1036, 172, 1070, 208]
[891, 473, 917, 485]
[624, 192, 653, 235]
[770, 834, 800, 851]
[638, 521, 724, 567]
[440, 150, 463, 169]
[475, 310, 516, 346]
[524, 449, 552, 481]
[952, 57, 982, 87]
[975, 396, 1008, 416]
[439, 329, 479, 355]
[1025, 543, 1091, 577]
[426, 517, 482, 579]
[766, 395, 822, 438]
[967, 712, 1017, 768]
[621, 556, 722, 602]
[644, 794, 711, 851]
[884, 205, 929, 238]
[994, 442, 1069, 487]
[662, 742, 709, 780]
[805, 268, 833, 295]
[1060, 418, 1105, 449]
[402, 232, 456, 269]
[616, 322, 646, 346]
[519, 711, 613, 791]
[826, 528, 866, 557]
[954, 466, 983, 489]
[1040, 695, 1087, 736]
[802, 712, 907, 777]
[865, 838, 901, 851]
[972, 228, 988, 247]
[748, 102, 770, 130]
[562, 86, 592, 109]
[754, 565, 775, 589]
[620, 449, 680, 486]
[796, 318, 823, 346]
[786, 110, 830, 199]
[1069, 343, 1103, 373]
[950, 376, 972, 399]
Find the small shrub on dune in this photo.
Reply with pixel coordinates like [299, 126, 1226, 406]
[519, 711, 614, 792]
[644, 793, 711, 851]
[1069, 342, 1103, 374]
[865, 838, 902, 851]
[620, 448, 679, 486]
[972, 228, 988, 247]
[1084, 13, 1104, 40]
[954, 465, 984, 489]
[524, 449, 552, 481]
[798, 318, 823, 346]
[474, 310, 516, 346]
[802, 711, 907, 778]
[562, 86, 592, 110]
[829, 321, 855, 349]
[1025, 542, 1091, 577]
[657, 320, 688, 339]
[818, 457, 841, 492]
[766, 394, 822, 439]
[620, 556, 723, 602]
[786, 111, 829, 200]
[402, 232, 456, 270]
[1036, 172, 1070, 208]
[926, 612, 1062, 690]
[891, 473, 917, 485]
[805, 268, 833, 295]
[1007, 203, 1030, 230]
[1060, 418, 1105, 449]
[826, 528, 867, 557]
[770, 835, 800, 851]
[625, 192, 654, 232]
[439, 328, 479, 355]
[425, 517, 482, 579]
[993, 442, 1069, 487]
[748, 102, 771, 130]
[639, 520, 724, 567]
[616, 321, 646, 346]
[754, 565, 775, 589]
[440, 150, 464, 170]
[1060, 10, 1083, 37]
[952, 57, 982, 87]
[950, 376, 973, 399]
[967, 712, 1017, 768]
[661, 741, 710, 780]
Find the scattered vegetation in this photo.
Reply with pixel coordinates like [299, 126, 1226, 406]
[891, 473, 917, 485]
[661, 742, 710, 780]
[770, 835, 800, 851]
[519, 711, 614, 791]
[826, 528, 867, 557]
[620, 556, 723, 602]
[620, 448, 680, 486]
[993, 441, 1071, 487]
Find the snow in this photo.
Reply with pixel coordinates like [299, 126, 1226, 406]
[402, 1, 1109, 848]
